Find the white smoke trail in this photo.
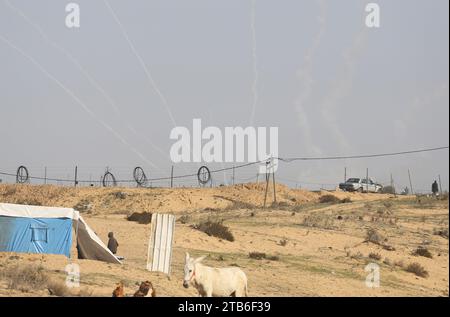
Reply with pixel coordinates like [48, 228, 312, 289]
[103, 0, 177, 127]
[249, 0, 258, 126]
[295, 0, 327, 157]
[319, 28, 368, 153]
[0, 33, 159, 170]
[3, 0, 169, 170]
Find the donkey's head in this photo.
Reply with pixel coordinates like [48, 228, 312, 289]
[183, 252, 206, 288]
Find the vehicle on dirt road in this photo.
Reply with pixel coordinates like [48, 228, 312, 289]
[339, 178, 383, 193]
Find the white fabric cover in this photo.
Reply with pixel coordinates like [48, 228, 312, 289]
[0, 203, 79, 220]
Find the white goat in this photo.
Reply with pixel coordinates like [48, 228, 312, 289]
[183, 252, 248, 297]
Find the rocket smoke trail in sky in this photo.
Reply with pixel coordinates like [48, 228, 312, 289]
[249, 0, 258, 126]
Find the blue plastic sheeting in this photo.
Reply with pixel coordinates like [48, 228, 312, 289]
[0, 216, 72, 257]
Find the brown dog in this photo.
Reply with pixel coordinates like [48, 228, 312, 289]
[112, 282, 124, 297]
[133, 281, 156, 297]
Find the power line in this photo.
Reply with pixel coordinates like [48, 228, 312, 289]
[277, 146, 448, 162]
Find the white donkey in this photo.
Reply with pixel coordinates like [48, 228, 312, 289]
[183, 252, 248, 297]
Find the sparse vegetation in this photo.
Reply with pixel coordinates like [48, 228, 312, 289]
[112, 191, 127, 200]
[412, 247, 433, 258]
[405, 262, 429, 278]
[248, 252, 279, 261]
[278, 238, 288, 247]
[301, 213, 335, 230]
[433, 227, 449, 239]
[178, 215, 191, 224]
[270, 201, 291, 210]
[74, 199, 92, 213]
[0, 264, 49, 292]
[194, 220, 235, 242]
[368, 252, 382, 261]
[319, 195, 341, 204]
[249, 252, 266, 260]
[365, 228, 384, 245]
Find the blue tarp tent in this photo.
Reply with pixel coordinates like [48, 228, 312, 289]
[0, 203, 120, 264]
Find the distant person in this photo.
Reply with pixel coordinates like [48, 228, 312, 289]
[432, 180, 439, 197]
[107, 232, 119, 255]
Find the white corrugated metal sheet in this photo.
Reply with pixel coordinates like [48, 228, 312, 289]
[146, 213, 175, 275]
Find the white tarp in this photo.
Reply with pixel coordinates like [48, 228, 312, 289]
[146, 213, 175, 275]
[0, 203, 79, 220]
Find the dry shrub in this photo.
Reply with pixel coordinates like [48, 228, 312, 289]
[365, 228, 384, 245]
[73, 199, 92, 213]
[112, 191, 127, 200]
[301, 214, 335, 230]
[405, 262, 429, 278]
[127, 212, 152, 224]
[433, 227, 449, 239]
[412, 247, 433, 258]
[270, 201, 291, 210]
[368, 252, 382, 261]
[1, 264, 49, 292]
[319, 195, 341, 204]
[248, 252, 279, 261]
[178, 215, 191, 224]
[278, 238, 288, 247]
[249, 252, 266, 260]
[194, 220, 234, 242]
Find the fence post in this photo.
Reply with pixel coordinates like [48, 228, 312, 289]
[366, 168, 369, 193]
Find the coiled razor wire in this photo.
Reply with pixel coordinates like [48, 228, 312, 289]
[0, 146, 447, 185]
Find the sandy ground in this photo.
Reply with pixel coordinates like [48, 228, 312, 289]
[0, 184, 448, 297]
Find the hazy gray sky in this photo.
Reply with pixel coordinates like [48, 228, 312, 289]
[0, 0, 448, 191]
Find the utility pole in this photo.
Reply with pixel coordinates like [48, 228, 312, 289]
[344, 167, 347, 182]
[438, 174, 443, 194]
[170, 165, 174, 188]
[74, 166, 78, 187]
[408, 169, 414, 195]
[232, 166, 235, 185]
[44, 167, 47, 185]
[272, 169, 277, 203]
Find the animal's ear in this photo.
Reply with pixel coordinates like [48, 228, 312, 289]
[195, 256, 206, 263]
[185, 252, 190, 261]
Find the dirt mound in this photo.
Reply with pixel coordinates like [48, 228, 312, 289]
[0, 183, 398, 216]
[127, 212, 152, 224]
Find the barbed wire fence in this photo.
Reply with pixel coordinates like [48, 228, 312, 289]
[0, 146, 448, 194]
